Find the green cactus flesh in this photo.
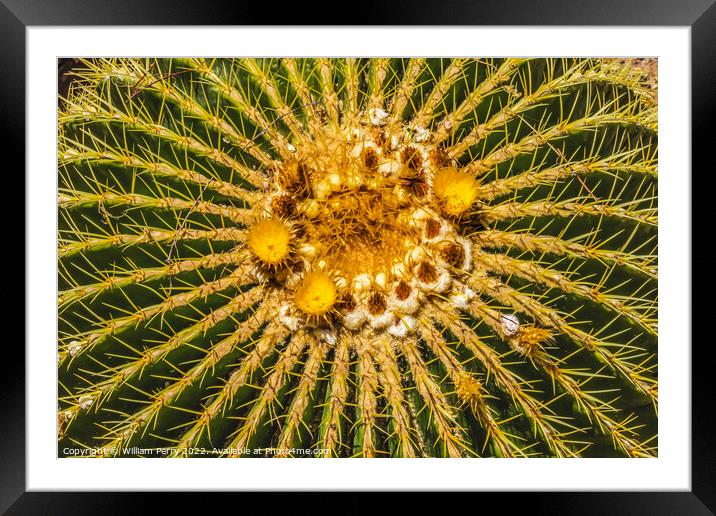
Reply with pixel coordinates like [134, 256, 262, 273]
[58, 58, 657, 458]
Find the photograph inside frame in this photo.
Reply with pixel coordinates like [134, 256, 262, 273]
[56, 57, 658, 459]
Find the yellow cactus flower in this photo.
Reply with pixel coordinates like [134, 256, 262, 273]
[247, 218, 291, 265]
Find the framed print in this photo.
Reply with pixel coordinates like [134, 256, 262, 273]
[7, 0, 712, 512]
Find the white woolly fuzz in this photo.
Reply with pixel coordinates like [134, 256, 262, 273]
[418, 147, 432, 170]
[424, 221, 453, 243]
[388, 287, 421, 315]
[326, 172, 343, 191]
[283, 270, 303, 290]
[389, 134, 400, 150]
[449, 292, 469, 310]
[343, 307, 368, 330]
[377, 159, 401, 176]
[416, 267, 452, 294]
[68, 340, 82, 357]
[408, 245, 428, 264]
[352, 273, 372, 292]
[263, 194, 274, 212]
[374, 272, 388, 290]
[433, 270, 452, 293]
[391, 262, 407, 279]
[369, 107, 389, 126]
[409, 207, 431, 226]
[439, 221, 454, 238]
[388, 315, 416, 338]
[313, 327, 337, 345]
[349, 127, 362, 141]
[458, 237, 473, 271]
[78, 395, 94, 410]
[278, 304, 303, 331]
[449, 287, 475, 310]
[413, 125, 430, 142]
[500, 314, 521, 337]
[368, 310, 395, 330]
[350, 138, 381, 158]
[394, 186, 410, 206]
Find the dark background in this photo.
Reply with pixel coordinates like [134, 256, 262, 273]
[5, 0, 711, 513]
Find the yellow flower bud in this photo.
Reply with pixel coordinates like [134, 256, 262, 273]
[294, 271, 337, 316]
[432, 167, 479, 216]
[247, 219, 291, 265]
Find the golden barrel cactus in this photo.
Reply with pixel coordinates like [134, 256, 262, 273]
[58, 58, 657, 457]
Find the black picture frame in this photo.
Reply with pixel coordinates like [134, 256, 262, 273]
[5, 1, 710, 513]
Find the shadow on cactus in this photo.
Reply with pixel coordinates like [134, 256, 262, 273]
[58, 58, 657, 458]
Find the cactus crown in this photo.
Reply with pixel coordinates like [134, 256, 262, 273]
[58, 58, 657, 458]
